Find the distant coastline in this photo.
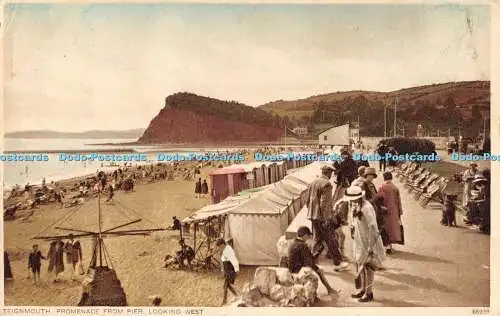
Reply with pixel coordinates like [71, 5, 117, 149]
[4, 128, 145, 139]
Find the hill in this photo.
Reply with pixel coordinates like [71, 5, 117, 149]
[4, 128, 145, 139]
[138, 93, 286, 144]
[259, 81, 490, 137]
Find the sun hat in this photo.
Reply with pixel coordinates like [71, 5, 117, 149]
[358, 166, 366, 175]
[472, 174, 487, 184]
[321, 164, 334, 172]
[364, 167, 377, 178]
[343, 185, 365, 201]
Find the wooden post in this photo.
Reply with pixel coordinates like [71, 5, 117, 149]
[194, 223, 197, 252]
[98, 194, 103, 267]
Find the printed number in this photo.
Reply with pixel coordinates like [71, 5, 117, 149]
[472, 308, 489, 315]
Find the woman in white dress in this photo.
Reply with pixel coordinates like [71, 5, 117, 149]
[344, 185, 386, 302]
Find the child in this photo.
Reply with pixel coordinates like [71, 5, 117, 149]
[28, 244, 46, 285]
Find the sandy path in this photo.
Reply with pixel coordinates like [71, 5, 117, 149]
[4, 166, 255, 306]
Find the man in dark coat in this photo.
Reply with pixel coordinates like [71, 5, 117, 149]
[334, 151, 359, 188]
[194, 178, 202, 198]
[288, 226, 337, 295]
[377, 142, 389, 172]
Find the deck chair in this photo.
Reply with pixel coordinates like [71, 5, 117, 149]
[405, 170, 430, 191]
[413, 173, 440, 200]
[403, 167, 424, 184]
[400, 163, 419, 181]
[395, 162, 410, 177]
[419, 178, 449, 207]
[397, 162, 415, 179]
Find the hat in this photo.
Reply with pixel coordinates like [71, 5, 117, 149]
[321, 165, 334, 172]
[297, 226, 312, 237]
[472, 174, 487, 184]
[364, 167, 377, 178]
[343, 185, 365, 201]
[470, 163, 478, 167]
[215, 238, 226, 246]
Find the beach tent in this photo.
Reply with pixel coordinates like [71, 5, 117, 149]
[184, 150, 343, 265]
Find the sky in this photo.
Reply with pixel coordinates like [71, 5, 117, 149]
[3, 3, 491, 132]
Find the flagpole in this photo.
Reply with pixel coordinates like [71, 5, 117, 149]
[284, 125, 287, 148]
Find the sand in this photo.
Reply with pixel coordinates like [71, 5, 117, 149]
[3, 164, 255, 307]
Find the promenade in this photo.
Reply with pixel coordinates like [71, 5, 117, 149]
[315, 168, 490, 307]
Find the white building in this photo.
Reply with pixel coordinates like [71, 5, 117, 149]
[319, 124, 356, 146]
[292, 127, 308, 136]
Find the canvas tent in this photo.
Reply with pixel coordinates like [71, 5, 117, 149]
[183, 147, 342, 265]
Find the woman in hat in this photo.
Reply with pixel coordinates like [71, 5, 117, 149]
[376, 172, 403, 253]
[465, 174, 488, 227]
[362, 168, 390, 249]
[462, 163, 478, 207]
[344, 186, 385, 302]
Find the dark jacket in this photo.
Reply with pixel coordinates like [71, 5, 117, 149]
[28, 251, 45, 269]
[288, 238, 318, 274]
[335, 158, 358, 187]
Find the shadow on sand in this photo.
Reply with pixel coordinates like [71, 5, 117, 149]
[389, 250, 453, 264]
[380, 271, 456, 293]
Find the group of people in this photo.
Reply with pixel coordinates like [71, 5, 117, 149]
[288, 154, 404, 303]
[194, 178, 209, 198]
[461, 163, 490, 234]
[26, 236, 84, 286]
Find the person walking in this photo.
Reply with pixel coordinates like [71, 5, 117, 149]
[194, 178, 202, 198]
[376, 172, 404, 254]
[376, 142, 389, 172]
[201, 179, 209, 196]
[344, 186, 385, 302]
[288, 226, 337, 295]
[306, 165, 348, 271]
[28, 244, 46, 286]
[462, 163, 478, 207]
[216, 238, 239, 306]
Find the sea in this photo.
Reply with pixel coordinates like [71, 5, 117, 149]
[1, 138, 147, 190]
[1, 138, 307, 191]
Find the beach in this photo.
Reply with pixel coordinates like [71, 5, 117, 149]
[3, 162, 256, 306]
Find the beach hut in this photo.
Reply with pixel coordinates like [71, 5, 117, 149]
[269, 162, 278, 183]
[255, 164, 266, 187]
[209, 166, 247, 203]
